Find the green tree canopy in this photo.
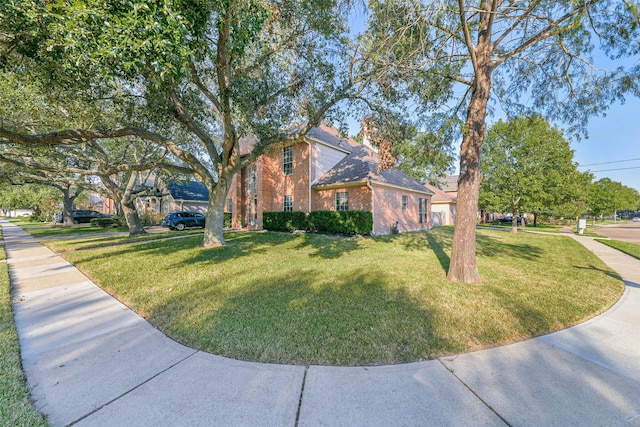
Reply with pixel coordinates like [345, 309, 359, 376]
[588, 178, 640, 220]
[480, 116, 587, 230]
[1, 0, 377, 246]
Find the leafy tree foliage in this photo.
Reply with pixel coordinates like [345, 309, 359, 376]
[588, 178, 640, 221]
[480, 116, 587, 231]
[363, 0, 640, 282]
[1, 0, 376, 247]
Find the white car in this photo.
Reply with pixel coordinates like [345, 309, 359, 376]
[633, 217, 640, 222]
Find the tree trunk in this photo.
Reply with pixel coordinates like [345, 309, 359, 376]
[61, 187, 76, 226]
[511, 207, 519, 234]
[203, 180, 229, 248]
[447, 68, 492, 283]
[122, 202, 146, 235]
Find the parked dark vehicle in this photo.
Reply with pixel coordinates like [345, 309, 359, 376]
[499, 216, 527, 225]
[161, 211, 206, 230]
[55, 210, 108, 224]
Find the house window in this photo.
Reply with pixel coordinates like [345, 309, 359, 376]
[402, 195, 408, 211]
[227, 199, 232, 213]
[283, 195, 293, 212]
[283, 146, 293, 176]
[336, 192, 349, 211]
[251, 165, 258, 195]
[419, 198, 429, 224]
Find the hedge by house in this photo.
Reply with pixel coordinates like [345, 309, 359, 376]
[307, 210, 373, 235]
[224, 212, 232, 228]
[263, 211, 307, 231]
[90, 216, 126, 228]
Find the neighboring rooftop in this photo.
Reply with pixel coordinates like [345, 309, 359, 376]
[312, 146, 433, 194]
[438, 175, 459, 192]
[166, 180, 210, 202]
[424, 183, 457, 203]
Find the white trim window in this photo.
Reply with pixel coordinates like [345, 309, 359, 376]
[336, 192, 349, 211]
[402, 195, 408, 211]
[283, 146, 293, 176]
[419, 198, 429, 224]
[283, 195, 293, 212]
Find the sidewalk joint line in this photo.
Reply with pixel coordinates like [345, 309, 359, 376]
[294, 366, 309, 427]
[438, 358, 513, 427]
[67, 349, 199, 426]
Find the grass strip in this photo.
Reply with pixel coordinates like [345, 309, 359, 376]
[0, 227, 48, 426]
[41, 229, 203, 253]
[596, 239, 640, 260]
[60, 227, 623, 366]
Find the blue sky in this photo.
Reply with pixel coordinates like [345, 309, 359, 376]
[570, 96, 640, 192]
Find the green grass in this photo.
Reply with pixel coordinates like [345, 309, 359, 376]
[18, 224, 130, 238]
[40, 229, 204, 252]
[54, 226, 624, 366]
[596, 239, 640, 260]
[0, 228, 48, 426]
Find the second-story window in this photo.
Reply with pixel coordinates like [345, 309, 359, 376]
[402, 195, 408, 211]
[283, 146, 293, 176]
[335, 192, 349, 211]
[283, 195, 293, 212]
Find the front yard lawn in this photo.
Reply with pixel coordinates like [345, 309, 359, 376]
[58, 227, 623, 366]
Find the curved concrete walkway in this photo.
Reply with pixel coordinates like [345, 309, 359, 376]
[4, 219, 640, 426]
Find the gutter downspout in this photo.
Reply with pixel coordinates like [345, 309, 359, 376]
[366, 180, 374, 234]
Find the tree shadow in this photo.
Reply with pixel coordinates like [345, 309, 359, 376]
[293, 234, 361, 259]
[425, 231, 450, 272]
[573, 264, 624, 282]
[149, 268, 455, 366]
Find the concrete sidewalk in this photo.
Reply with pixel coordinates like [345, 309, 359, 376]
[4, 219, 640, 426]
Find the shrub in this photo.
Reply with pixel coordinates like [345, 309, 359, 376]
[307, 210, 373, 235]
[224, 213, 232, 228]
[91, 216, 126, 228]
[140, 212, 164, 226]
[263, 211, 307, 232]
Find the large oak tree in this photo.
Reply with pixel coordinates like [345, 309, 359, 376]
[364, 0, 640, 282]
[1, 0, 376, 246]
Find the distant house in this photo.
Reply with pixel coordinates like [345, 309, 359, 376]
[226, 123, 434, 234]
[161, 180, 209, 214]
[424, 183, 456, 226]
[438, 175, 459, 197]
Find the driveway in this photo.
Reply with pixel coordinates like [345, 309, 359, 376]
[592, 221, 640, 244]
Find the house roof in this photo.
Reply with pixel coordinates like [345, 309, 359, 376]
[438, 175, 459, 192]
[239, 121, 358, 156]
[312, 145, 433, 194]
[166, 180, 210, 202]
[424, 183, 456, 203]
[306, 122, 359, 152]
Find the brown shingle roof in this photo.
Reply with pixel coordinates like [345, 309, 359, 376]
[312, 146, 433, 194]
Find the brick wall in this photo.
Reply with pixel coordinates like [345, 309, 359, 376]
[372, 186, 432, 234]
[311, 185, 373, 211]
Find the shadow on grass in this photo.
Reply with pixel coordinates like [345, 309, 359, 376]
[150, 267, 456, 366]
[573, 264, 623, 282]
[293, 233, 361, 259]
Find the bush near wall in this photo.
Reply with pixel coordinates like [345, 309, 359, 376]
[224, 213, 232, 228]
[307, 210, 373, 235]
[90, 217, 126, 228]
[263, 211, 307, 232]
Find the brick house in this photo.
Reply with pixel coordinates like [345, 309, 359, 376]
[424, 183, 457, 226]
[227, 123, 434, 234]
